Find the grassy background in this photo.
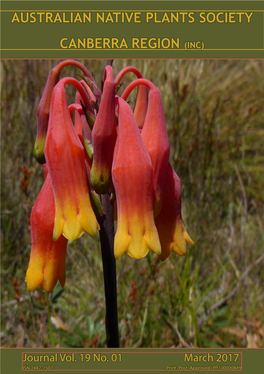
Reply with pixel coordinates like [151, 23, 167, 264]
[1, 60, 264, 348]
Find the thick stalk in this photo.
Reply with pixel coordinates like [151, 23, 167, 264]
[99, 194, 119, 347]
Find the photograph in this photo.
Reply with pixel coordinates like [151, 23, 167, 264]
[1, 59, 264, 350]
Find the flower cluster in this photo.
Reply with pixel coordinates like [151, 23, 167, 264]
[26, 61, 194, 292]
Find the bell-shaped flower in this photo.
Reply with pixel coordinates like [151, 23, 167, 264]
[26, 166, 67, 292]
[45, 77, 99, 241]
[122, 79, 170, 215]
[112, 97, 161, 259]
[115, 66, 148, 128]
[90, 66, 117, 194]
[34, 60, 94, 164]
[155, 164, 194, 261]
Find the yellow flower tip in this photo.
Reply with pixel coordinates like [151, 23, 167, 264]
[28, 242, 66, 293]
[77, 208, 99, 238]
[62, 218, 83, 241]
[114, 219, 161, 259]
[144, 231, 161, 256]
[40, 261, 57, 292]
[63, 230, 84, 241]
[183, 227, 195, 246]
[41, 275, 64, 293]
[127, 236, 150, 259]
[114, 231, 131, 259]
[127, 249, 149, 259]
[25, 266, 44, 292]
[53, 192, 100, 242]
[41, 280, 54, 293]
[41, 263, 65, 292]
[54, 201, 99, 242]
[170, 241, 186, 256]
[171, 223, 187, 256]
[127, 217, 161, 258]
[53, 210, 64, 242]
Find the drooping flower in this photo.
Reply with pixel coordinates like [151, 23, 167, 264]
[155, 164, 194, 261]
[26, 166, 67, 292]
[90, 65, 117, 194]
[34, 60, 94, 164]
[112, 97, 161, 259]
[122, 79, 170, 215]
[115, 66, 148, 128]
[45, 77, 99, 241]
[68, 103, 104, 221]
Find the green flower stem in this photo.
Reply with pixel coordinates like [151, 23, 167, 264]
[99, 194, 119, 348]
[46, 293, 55, 347]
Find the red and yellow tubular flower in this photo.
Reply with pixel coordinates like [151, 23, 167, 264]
[45, 77, 99, 241]
[114, 66, 148, 129]
[155, 164, 194, 261]
[122, 79, 170, 215]
[26, 166, 67, 292]
[112, 97, 161, 259]
[34, 60, 94, 164]
[28, 62, 194, 296]
[90, 66, 117, 194]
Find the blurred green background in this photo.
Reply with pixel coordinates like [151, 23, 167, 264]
[1, 60, 264, 348]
